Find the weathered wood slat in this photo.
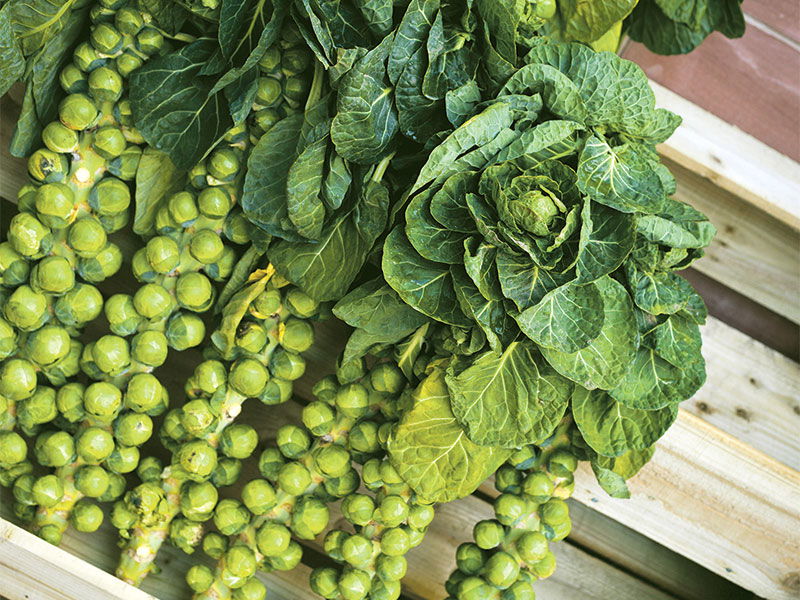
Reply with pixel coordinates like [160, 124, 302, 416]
[573, 411, 800, 600]
[745, 0, 800, 45]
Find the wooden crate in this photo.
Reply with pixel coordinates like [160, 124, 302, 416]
[1, 34, 799, 600]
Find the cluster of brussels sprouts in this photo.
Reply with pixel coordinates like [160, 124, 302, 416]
[444, 425, 578, 600]
[113, 276, 320, 586]
[181, 358, 407, 600]
[0, 0, 164, 523]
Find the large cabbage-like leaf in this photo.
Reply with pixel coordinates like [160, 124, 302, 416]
[575, 200, 635, 283]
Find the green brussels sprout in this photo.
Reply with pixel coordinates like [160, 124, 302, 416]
[162, 408, 189, 443]
[131, 330, 168, 367]
[336, 357, 365, 384]
[27, 148, 69, 182]
[376, 554, 408, 582]
[370, 579, 401, 600]
[0, 318, 16, 360]
[280, 317, 314, 353]
[77, 242, 123, 281]
[251, 289, 282, 317]
[197, 186, 232, 219]
[54, 382, 85, 422]
[323, 529, 348, 562]
[314, 444, 350, 478]
[235, 322, 270, 355]
[229, 358, 269, 397]
[0, 431, 28, 466]
[222, 212, 251, 245]
[188, 162, 208, 188]
[360, 458, 383, 490]
[258, 447, 285, 480]
[282, 75, 309, 105]
[495, 465, 523, 495]
[323, 468, 360, 498]
[107, 145, 142, 180]
[24, 325, 70, 366]
[92, 334, 130, 375]
[170, 517, 204, 553]
[281, 48, 311, 77]
[254, 107, 281, 133]
[186, 564, 214, 593]
[59, 93, 98, 130]
[105, 444, 140, 474]
[36, 183, 75, 229]
[494, 493, 528, 527]
[165, 312, 206, 350]
[455, 543, 486, 576]
[408, 503, 435, 530]
[276, 424, 310, 459]
[54, 284, 103, 330]
[167, 191, 199, 226]
[75, 426, 115, 463]
[136, 27, 164, 55]
[213, 498, 250, 535]
[232, 578, 267, 600]
[270, 348, 305, 381]
[342, 494, 375, 527]
[255, 522, 292, 557]
[457, 576, 493, 600]
[335, 383, 370, 419]
[204, 245, 236, 281]
[341, 534, 372, 568]
[133, 283, 174, 320]
[503, 581, 536, 600]
[301, 401, 335, 436]
[17, 183, 37, 211]
[73, 41, 105, 72]
[220, 424, 258, 459]
[202, 532, 228, 559]
[508, 446, 537, 471]
[115, 51, 144, 77]
[0, 357, 37, 400]
[71, 499, 104, 532]
[259, 376, 292, 406]
[370, 363, 405, 394]
[257, 46, 281, 72]
[59, 63, 88, 93]
[310, 566, 339, 598]
[34, 430, 75, 467]
[31, 256, 75, 295]
[105, 293, 144, 335]
[255, 76, 282, 106]
[484, 551, 521, 589]
[225, 544, 257, 579]
[38, 524, 63, 545]
[474, 520, 505, 550]
[211, 457, 242, 487]
[137, 456, 163, 483]
[90, 176, 131, 216]
[13, 474, 37, 505]
[380, 527, 410, 557]
[377, 495, 410, 529]
[115, 7, 144, 35]
[181, 399, 215, 436]
[75, 464, 110, 498]
[540, 498, 569, 527]
[207, 148, 240, 182]
[516, 531, 548, 563]
[181, 481, 219, 521]
[98, 472, 128, 502]
[145, 236, 180, 274]
[114, 412, 153, 446]
[338, 567, 371, 600]
[88, 66, 123, 102]
[91, 22, 123, 53]
[277, 461, 311, 495]
[548, 450, 578, 476]
[92, 125, 127, 158]
[189, 229, 225, 264]
[111, 500, 137, 529]
[521, 472, 554, 502]
[0, 242, 30, 287]
[83, 381, 122, 419]
[193, 360, 226, 395]
[240, 479, 276, 515]
[176, 272, 214, 312]
[9, 213, 52, 258]
[42, 122, 79, 153]
[348, 421, 380, 456]
[178, 440, 218, 480]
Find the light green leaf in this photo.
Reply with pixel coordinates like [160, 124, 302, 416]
[501, 63, 588, 123]
[576, 200, 634, 283]
[286, 136, 328, 240]
[636, 198, 716, 249]
[553, 0, 638, 43]
[572, 387, 677, 457]
[333, 278, 429, 336]
[649, 314, 703, 368]
[626, 263, 697, 315]
[494, 119, 585, 164]
[540, 276, 637, 390]
[0, 9, 25, 96]
[448, 341, 572, 448]
[395, 323, 430, 381]
[451, 266, 515, 351]
[495, 250, 569, 311]
[388, 370, 512, 503]
[591, 446, 655, 498]
[133, 148, 185, 237]
[445, 80, 482, 128]
[517, 282, 604, 353]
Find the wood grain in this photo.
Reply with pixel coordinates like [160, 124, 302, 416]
[745, 0, 800, 45]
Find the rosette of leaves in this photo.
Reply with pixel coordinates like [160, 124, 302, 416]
[365, 39, 713, 498]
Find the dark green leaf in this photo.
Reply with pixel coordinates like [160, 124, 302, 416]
[405, 188, 468, 264]
[0, 9, 25, 96]
[576, 200, 634, 283]
[495, 250, 568, 312]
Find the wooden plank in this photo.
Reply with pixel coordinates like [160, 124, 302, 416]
[667, 157, 800, 325]
[624, 27, 800, 165]
[573, 411, 800, 600]
[745, 0, 800, 46]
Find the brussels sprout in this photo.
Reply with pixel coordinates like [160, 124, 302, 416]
[77, 242, 123, 282]
[222, 212, 251, 245]
[232, 578, 267, 600]
[144, 236, 179, 274]
[166, 191, 198, 226]
[193, 360, 227, 395]
[92, 334, 130, 375]
[175, 272, 214, 312]
[341, 534, 372, 568]
[42, 122, 79, 153]
[213, 498, 250, 535]
[136, 27, 164, 55]
[335, 383, 370, 419]
[38, 524, 63, 545]
[0, 242, 30, 287]
[259, 377, 292, 405]
[133, 283, 173, 320]
[9, 213, 52, 258]
[207, 148, 240, 182]
[165, 312, 206, 350]
[220, 424, 258, 460]
[521, 472, 554, 502]
[24, 325, 70, 367]
[202, 531, 228, 559]
[338, 567, 371, 600]
[225, 544, 257, 579]
[270, 348, 306, 381]
[71, 499, 104, 532]
[189, 229, 225, 264]
[342, 494, 375, 527]
[89, 176, 130, 216]
[13, 473, 37, 506]
[257, 46, 281, 72]
[170, 517, 204, 553]
[27, 149, 69, 182]
[111, 500, 137, 529]
[97, 471, 129, 503]
[88, 66, 123, 102]
[180, 399, 215, 437]
[92, 125, 127, 159]
[0, 319, 16, 361]
[115, 51, 144, 77]
[314, 445, 350, 478]
[137, 456, 164, 483]
[301, 401, 335, 436]
[31, 256, 75, 296]
[34, 430, 75, 467]
[282, 75, 309, 105]
[105, 293, 144, 335]
[30, 474, 64, 508]
[204, 245, 236, 281]
[494, 493, 528, 527]
[59, 93, 98, 130]
[107, 145, 142, 180]
[323, 468, 360, 498]
[188, 162, 208, 188]
[114, 412, 153, 446]
[229, 358, 269, 397]
[255, 522, 291, 557]
[211, 457, 242, 487]
[239, 479, 276, 516]
[75, 426, 115, 463]
[181, 480, 219, 522]
[186, 564, 214, 593]
[0, 431, 28, 466]
[377, 495, 410, 529]
[0, 357, 37, 400]
[65, 219, 107, 260]
[255, 77, 282, 107]
[75, 464, 110, 498]
[377, 554, 408, 582]
[114, 6, 144, 34]
[91, 22, 123, 53]
[258, 447, 285, 480]
[276, 424, 310, 459]
[281, 48, 311, 77]
[178, 440, 218, 480]
[254, 108, 281, 134]
[348, 421, 380, 456]
[59, 63, 88, 93]
[105, 444, 140, 474]
[277, 462, 311, 495]
[474, 520, 505, 550]
[53, 382, 85, 422]
[197, 187, 232, 219]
